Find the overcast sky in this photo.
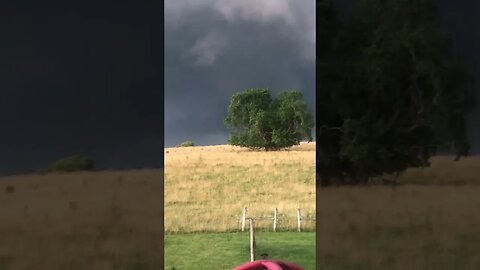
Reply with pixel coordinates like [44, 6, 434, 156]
[0, 1, 163, 174]
[435, 1, 480, 153]
[165, 0, 316, 147]
[2, 1, 479, 174]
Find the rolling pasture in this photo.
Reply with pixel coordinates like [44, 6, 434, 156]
[164, 142, 316, 269]
[318, 156, 480, 270]
[0, 169, 163, 270]
[2, 146, 478, 269]
[164, 142, 316, 233]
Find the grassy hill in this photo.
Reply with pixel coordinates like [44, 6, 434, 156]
[0, 142, 316, 269]
[0, 169, 163, 270]
[164, 142, 316, 269]
[164, 142, 316, 233]
[8, 144, 479, 269]
[317, 156, 480, 270]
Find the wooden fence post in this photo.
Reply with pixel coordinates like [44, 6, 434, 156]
[297, 208, 301, 232]
[249, 218, 255, 262]
[273, 208, 278, 232]
[241, 207, 247, 232]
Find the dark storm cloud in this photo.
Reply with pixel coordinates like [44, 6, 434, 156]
[0, 2, 163, 174]
[435, 1, 480, 153]
[165, 0, 315, 147]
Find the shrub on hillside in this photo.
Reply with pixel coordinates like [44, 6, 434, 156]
[43, 155, 95, 173]
[177, 141, 194, 147]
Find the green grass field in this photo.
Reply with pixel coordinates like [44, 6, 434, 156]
[164, 232, 315, 270]
[164, 143, 316, 268]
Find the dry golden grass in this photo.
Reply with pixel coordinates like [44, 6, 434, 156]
[164, 142, 316, 233]
[317, 156, 480, 269]
[395, 156, 480, 185]
[318, 185, 480, 269]
[4, 145, 476, 269]
[0, 169, 162, 270]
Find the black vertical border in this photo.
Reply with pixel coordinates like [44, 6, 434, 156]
[159, 0, 165, 267]
[315, 1, 320, 269]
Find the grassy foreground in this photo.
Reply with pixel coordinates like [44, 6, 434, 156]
[164, 142, 316, 233]
[318, 184, 480, 269]
[317, 156, 480, 269]
[164, 232, 315, 270]
[164, 142, 316, 268]
[0, 169, 162, 270]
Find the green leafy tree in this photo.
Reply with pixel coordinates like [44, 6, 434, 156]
[225, 88, 313, 150]
[43, 155, 95, 173]
[317, 0, 475, 186]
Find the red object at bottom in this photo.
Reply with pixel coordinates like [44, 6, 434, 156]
[233, 260, 304, 270]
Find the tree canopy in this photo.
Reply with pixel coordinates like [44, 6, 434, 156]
[43, 155, 95, 173]
[317, 0, 475, 186]
[225, 88, 314, 151]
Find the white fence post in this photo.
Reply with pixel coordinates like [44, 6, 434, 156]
[297, 208, 301, 232]
[241, 207, 247, 232]
[273, 208, 278, 232]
